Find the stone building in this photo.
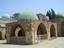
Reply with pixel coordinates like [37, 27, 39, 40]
[6, 12, 58, 44]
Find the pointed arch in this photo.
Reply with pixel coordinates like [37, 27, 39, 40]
[50, 24, 56, 38]
[15, 26, 25, 37]
[37, 23, 47, 40]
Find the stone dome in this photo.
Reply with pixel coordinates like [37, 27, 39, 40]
[18, 12, 39, 22]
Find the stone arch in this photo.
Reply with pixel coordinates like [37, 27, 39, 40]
[61, 21, 64, 36]
[15, 26, 25, 37]
[18, 29, 25, 36]
[0, 31, 2, 40]
[37, 23, 47, 40]
[50, 24, 56, 38]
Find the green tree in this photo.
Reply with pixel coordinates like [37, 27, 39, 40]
[12, 13, 21, 20]
[51, 9, 56, 19]
[46, 10, 52, 19]
[46, 8, 56, 20]
[55, 14, 64, 19]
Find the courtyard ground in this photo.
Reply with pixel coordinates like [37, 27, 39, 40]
[0, 37, 64, 48]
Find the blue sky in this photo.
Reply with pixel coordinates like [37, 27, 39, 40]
[0, 0, 64, 16]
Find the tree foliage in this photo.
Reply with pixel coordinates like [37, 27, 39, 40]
[55, 14, 64, 19]
[51, 9, 56, 19]
[46, 8, 56, 20]
[12, 13, 21, 20]
[46, 10, 51, 19]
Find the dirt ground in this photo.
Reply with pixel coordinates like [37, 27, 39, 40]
[0, 37, 64, 48]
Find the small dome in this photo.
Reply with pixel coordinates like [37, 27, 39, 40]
[18, 12, 39, 22]
[46, 16, 49, 21]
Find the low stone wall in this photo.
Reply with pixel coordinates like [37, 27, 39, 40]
[7, 37, 26, 44]
[38, 34, 48, 40]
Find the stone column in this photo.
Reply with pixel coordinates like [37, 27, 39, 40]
[47, 28, 51, 40]
[25, 31, 32, 44]
[31, 30, 38, 44]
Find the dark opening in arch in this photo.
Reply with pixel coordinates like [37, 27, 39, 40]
[50, 25, 56, 38]
[18, 28, 25, 36]
[37, 23, 47, 39]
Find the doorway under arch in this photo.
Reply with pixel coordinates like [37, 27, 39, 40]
[10, 24, 22, 37]
[50, 25, 56, 38]
[15, 26, 25, 37]
[18, 27, 25, 37]
[37, 23, 47, 40]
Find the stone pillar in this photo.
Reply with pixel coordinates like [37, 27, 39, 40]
[6, 33, 10, 43]
[31, 30, 38, 44]
[6, 26, 11, 43]
[47, 28, 51, 40]
[47, 31, 50, 40]
[25, 31, 32, 44]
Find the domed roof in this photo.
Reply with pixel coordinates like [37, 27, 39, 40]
[18, 12, 39, 22]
